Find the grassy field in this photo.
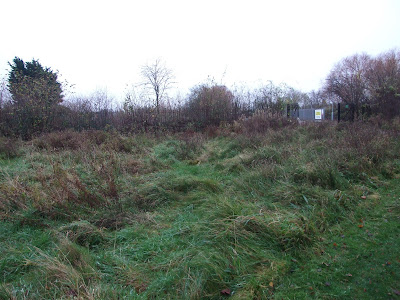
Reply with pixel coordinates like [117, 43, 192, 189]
[0, 120, 399, 299]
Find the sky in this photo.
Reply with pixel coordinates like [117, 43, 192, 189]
[1, 0, 399, 102]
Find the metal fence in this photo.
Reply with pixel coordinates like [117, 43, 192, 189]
[287, 104, 326, 121]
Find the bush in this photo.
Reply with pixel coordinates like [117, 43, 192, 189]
[233, 111, 294, 134]
[0, 137, 20, 159]
[335, 122, 397, 175]
[33, 131, 84, 150]
[33, 130, 132, 153]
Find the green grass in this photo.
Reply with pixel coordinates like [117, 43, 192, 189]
[273, 179, 400, 299]
[0, 124, 399, 299]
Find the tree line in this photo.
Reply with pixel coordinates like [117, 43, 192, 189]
[325, 49, 400, 120]
[0, 50, 399, 139]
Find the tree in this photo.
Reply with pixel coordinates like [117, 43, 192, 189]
[285, 87, 310, 107]
[366, 49, 400, 118]
[324, 50, 400, 120]
[8, 57, 63, 106]
[324, 53, 371, 119]
[186, 83, 234, 126]
[90, 88, 114, 129]
[8, 57, 63, 138]
[140, 59, 174, 115]
[254, 82, 302, 116]
[306, 90, 328, 108]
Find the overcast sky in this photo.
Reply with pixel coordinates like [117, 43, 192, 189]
[1, 0, 399, 101]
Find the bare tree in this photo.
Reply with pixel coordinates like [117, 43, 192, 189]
[140, 59, 175, 115]
[254, 82, 300, 116]
[366, 49, 400, 118]
[90, 88, 113, 112]
[90, 88, 114, 129]
[307, 90, 328, 108]
[324, 53, 371, 119]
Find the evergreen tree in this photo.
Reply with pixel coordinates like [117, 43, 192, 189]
[8, 57, 63, 138]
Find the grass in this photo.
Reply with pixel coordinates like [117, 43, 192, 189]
[273, 179, 400, 299]
[0, 122, 399, 299]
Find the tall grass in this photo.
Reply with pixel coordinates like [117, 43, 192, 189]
[0, 121, 399, 299]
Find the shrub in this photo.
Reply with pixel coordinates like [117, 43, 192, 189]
[233, 111, 294, 134]
[33, 131, 84, 150]
[335, 122, 397, 174]
[33, 130, 133, 153]
[0, 137, 20, 159]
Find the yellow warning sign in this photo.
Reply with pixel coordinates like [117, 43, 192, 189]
[315, 109, 322, 120]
